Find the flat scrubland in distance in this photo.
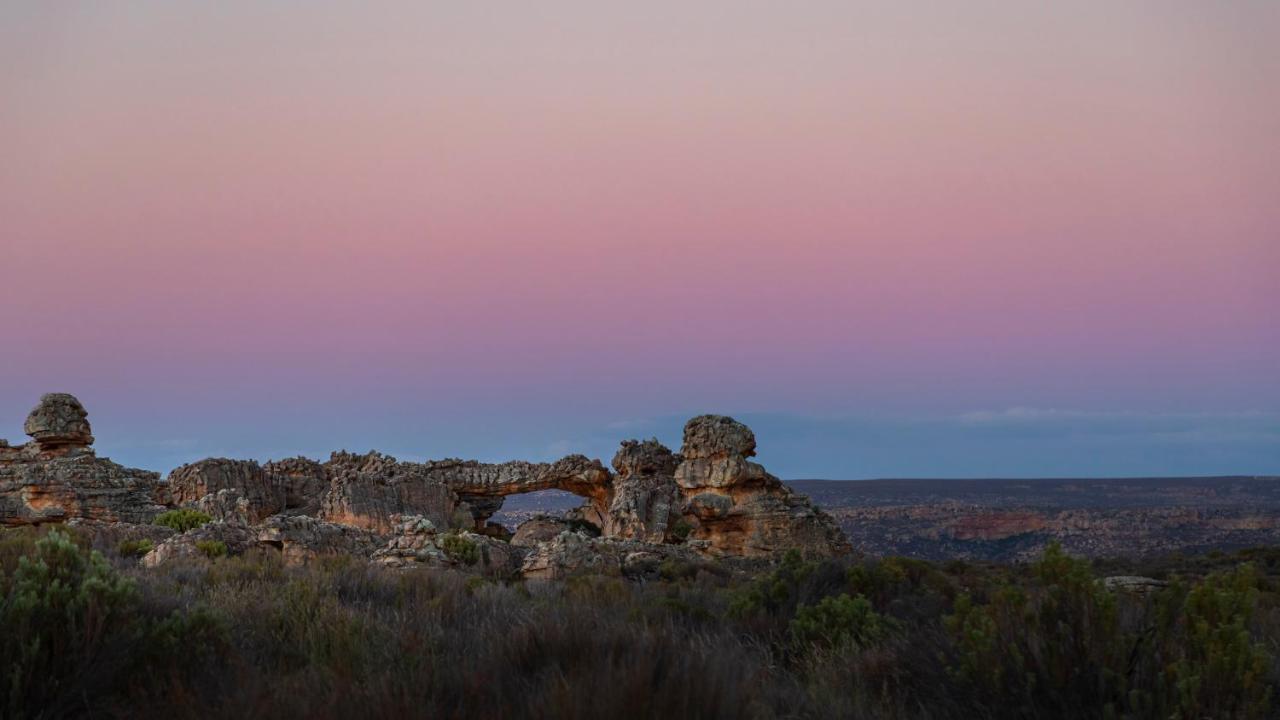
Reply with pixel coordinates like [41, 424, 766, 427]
[3, 524, 1278, 719]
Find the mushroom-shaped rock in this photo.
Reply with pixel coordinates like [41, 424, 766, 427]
[679, 415, 756, 460]
[24, 393, 94, 450]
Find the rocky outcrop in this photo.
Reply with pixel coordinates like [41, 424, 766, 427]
[511, 516, 573, 547]
[1, 396, 165, 527]
[373, 515, 524, 575]
[603, 439, 680, 542]
[1, 395, 852, 573]
[319, 451, 461, 533]
[264, 457, 328, 514]
[519, 531, 704, 581]
[168, 459, 285, 522]
[672, 415, 850, 558]
[257, 514, 383, 565]
[141, 521, 258, 567]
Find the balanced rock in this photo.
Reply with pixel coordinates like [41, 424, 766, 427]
[2, 395, 165, 527]
[24, 393, 94, 451]
[671, 415, 849, 558]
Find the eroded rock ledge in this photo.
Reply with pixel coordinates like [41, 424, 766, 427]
[1, 394, 850, 577]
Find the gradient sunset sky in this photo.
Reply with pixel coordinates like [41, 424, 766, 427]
[2, 2, 1277, 477]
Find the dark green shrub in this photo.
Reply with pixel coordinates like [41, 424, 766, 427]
[195, 539, 228, 559]
[154, 509, 213, 533]
[944, 542, 1126, 714]
[0, 530, 139, 717]
[669, 519, 693, 542]
[1129, 564, 1273, 719]
[118, 538, 155, 558]
[440, 533, 480, 566]
[791, 593, 897, 650]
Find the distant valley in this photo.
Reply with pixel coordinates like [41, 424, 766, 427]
[498, 476, 1280, 561]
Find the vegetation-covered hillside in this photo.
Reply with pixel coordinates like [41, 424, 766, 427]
[2, 526, 1277, 719]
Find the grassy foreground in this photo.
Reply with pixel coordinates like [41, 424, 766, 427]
[2, 526, 1278, 719]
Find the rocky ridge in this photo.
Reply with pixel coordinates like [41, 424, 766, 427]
[1, 394, 849, 577]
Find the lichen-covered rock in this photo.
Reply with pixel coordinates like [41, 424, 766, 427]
[167, 459, 284, 522]
[671, 415, 850, 558]
[141, 521, 257, 567]
[257, 514, 383, 565]
[604, 439, 680, 542]
[23, 393, 94, 450]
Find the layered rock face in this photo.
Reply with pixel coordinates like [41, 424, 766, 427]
[2, 395, 851, 573]
[168, 459, 285, 522]
[673, 415, 851, 558]
[1, 394, 164, 527]
[602, 439, 680, 542]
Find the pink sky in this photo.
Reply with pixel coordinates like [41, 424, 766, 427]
[1, 3, 1277, 475]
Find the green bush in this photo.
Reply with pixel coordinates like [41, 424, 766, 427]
[669, 519, 694, 542]
[440, 533, 480, 566]
[790, 593, 897, 650]
[118, 538, 155, 558]
[196, 539, 228, 559]
[0, 530, 139, 717]
[154, 508, 213, 533]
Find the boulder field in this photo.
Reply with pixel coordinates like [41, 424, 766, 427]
[2, 394, 850, 577]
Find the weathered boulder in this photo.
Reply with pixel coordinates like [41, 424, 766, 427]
[671, 415, 850, 558]
[603, 439, 680, 542]
[257, 514, 383, 565]
[23, 393, 94, 451]
[167, 458, 284, 522]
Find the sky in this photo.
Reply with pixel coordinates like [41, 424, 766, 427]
[1, 2, 1277, 478]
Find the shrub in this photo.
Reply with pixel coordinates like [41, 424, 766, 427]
[118, 538, 155, 558]
[669, 518, 694, 542]
[0, 530, 139, 716]
[440, 533, 480, 566]
[944, 542, 1126, 714]
[791, 593, 897, 651]
[154, 509, 213, 533]
[196, 540, 228, 559]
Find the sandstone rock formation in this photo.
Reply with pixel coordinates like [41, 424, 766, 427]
[1, 395, 165, 527]
[2, 395, 852, 575]
[519, 531, 705, 581]
[168, 459, 285, 522]
[257, 514, 383, 565]
[320, 451, 460, 532]
[602, 439, 680, 542]
[23, 393, 94, 450]
[373, 515, 523, 574]
[672, 415, 851, 558]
